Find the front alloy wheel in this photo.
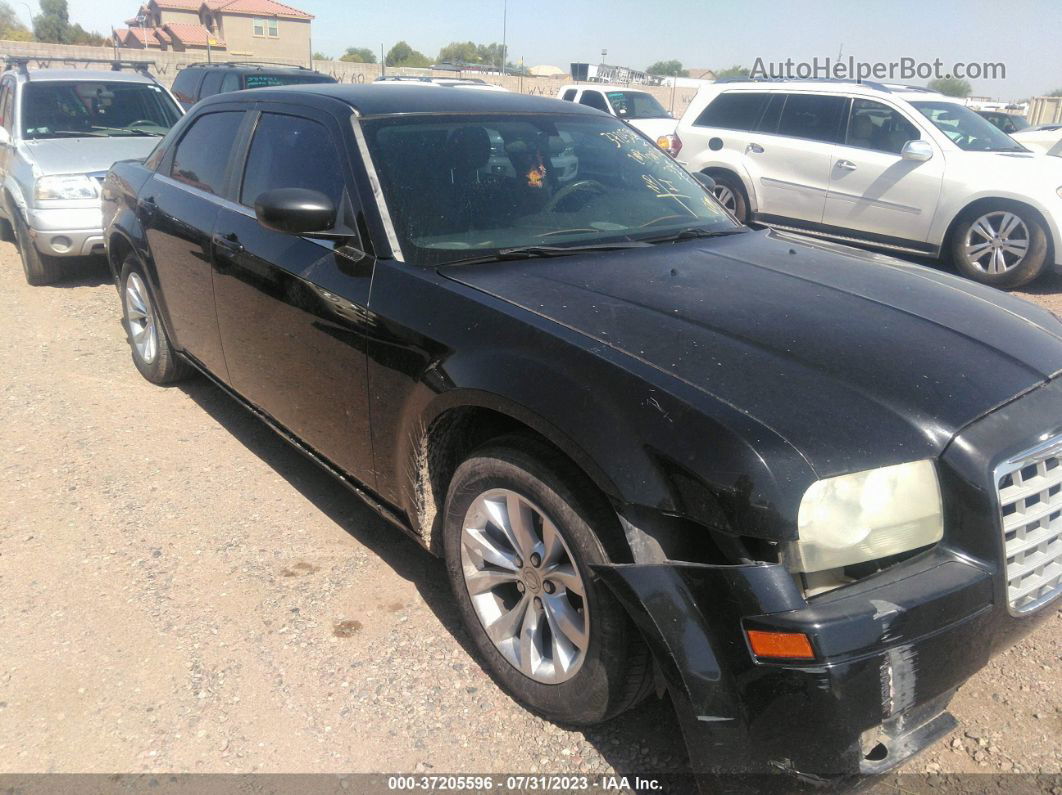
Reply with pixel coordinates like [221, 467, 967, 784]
[963, 211, 1030, 275]
[460, 488, 589, 684]
[951, 204, 1048, 288]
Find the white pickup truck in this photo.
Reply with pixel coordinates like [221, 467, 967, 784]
[555, 85, 677, 143]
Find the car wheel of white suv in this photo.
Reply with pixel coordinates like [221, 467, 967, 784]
[950, 204, 1048, 289]
[708, 172, 749, 224]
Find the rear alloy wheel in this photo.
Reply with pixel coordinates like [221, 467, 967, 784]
[708, 171, 749, 224]
[120, 257, 191, 385]
[951, 206, 1048, 288]
[443, 438, 653, 726]
[13, 211, 62, 286]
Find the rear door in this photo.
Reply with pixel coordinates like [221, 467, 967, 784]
[822, 97, 944, 243]
[749, 92, 847, 225]
[143, 107, 247, 379]
[210, 105, 376, 485]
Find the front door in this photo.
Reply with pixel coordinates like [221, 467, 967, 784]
[822, 98, 945, 243]
[144, 109, 246, 379]
[210, 108, 376, 486]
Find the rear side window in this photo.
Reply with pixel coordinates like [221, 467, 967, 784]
[579, 91, 609, 112]
[171, 69, 204, 104]
[776, 94, 847, 143]
[561, 88, 577, 101]
[199, 71, 225, 98]
[220, 72, 241, 94]
[170, 111, 244, 195]
[694, 92, 769, 131]
[240, 113, 345, 208]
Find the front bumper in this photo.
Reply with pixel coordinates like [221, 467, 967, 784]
[597, 376, 1062, 785]
[25, 205, 105, 257]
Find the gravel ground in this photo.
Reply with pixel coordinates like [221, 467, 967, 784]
[0, 246, 1058, 791]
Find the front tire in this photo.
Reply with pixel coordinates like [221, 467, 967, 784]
[120, 256, 190, 384]
[13, 211, 62, 286]
[950, 204, 1048, 289]
[443, 437, 652, 726]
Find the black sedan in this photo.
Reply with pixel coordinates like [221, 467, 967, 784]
[102, 84, 1062, 785]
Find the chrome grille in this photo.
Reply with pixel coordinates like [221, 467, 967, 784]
[996, 437, 1062, 614]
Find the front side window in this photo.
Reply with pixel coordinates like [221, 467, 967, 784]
[605, 91, 670, 120]
[171, 69, 204, 104]
[0, 80, 13, 131]
[694, 92, 769, 131]
[240, 113, 344, 208]
[170, 111, 244, 195]
[20, 81, 181, 139]
[363, 113, 738, 267]
[578, 91, 609, 111]
[911, 101, 1025, 152]
[845, 99, 920, 154]
[776, 93, 847, 143]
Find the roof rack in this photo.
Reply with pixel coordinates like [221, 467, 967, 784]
[2, 55, 154, 76]
[184, 60, 312, 71]
[713, 76, 895, 92]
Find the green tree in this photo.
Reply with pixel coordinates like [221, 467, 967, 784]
[715, 65, 750, 79]
[438, 41, 480, 64]
[0, 1, 33, 40]
[340, 46, 376, 64]
[33, 0, 69, 42]
[928, 76, 972, 97]
[312, 51, 328, 60]
[646, 60, 687, 77]
[385, 40, 431, 68]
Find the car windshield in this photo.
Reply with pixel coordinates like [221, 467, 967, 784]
[605, 91, 671, 119]
[363, 113, 737, 266]
[910, 101, 1026, 152]
[243, 73, 336, 88]
[21, 80, 181, 139]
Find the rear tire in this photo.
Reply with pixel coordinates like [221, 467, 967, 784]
[949, 203, 1048, 289]
[120, 256, 191, 385]
[13, 211, 62, 286]
[443, 436, 653, 726]
[708, 171, 750, 224]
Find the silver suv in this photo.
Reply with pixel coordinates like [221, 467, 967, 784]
[0, 58, 182, 284]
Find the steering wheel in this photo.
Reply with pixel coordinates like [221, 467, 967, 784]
[127, 120, 157, 128]
[544, 179, 606, 213]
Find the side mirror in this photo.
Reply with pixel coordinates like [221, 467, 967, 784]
[900, 140, 933, 162]
[0, 127, 11, 147]
[254, 187, 336, 236]
[694, 172, 717, 192]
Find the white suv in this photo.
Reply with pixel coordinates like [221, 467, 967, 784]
[674, 80, 1062, 287]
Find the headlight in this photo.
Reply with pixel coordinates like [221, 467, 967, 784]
[790, 460, 943, 573]
[34, 174, 100, 202]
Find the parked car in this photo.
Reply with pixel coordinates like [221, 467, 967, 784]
[103, 84, 1062, 786]
[0, 58, 183, 285]
[375, 75, 509, 91]
[556, 84, 676, 142]
[673, 80, 1062, 287]
[976, 109, 1029, 134]
[1011, 123, 1062, 155]
[170, 61, 336, 110]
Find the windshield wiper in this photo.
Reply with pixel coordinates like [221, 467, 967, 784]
[443, 241, 651, 267]
[643, 226, 750, 244]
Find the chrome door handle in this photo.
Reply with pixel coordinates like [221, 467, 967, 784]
[746, 142, 764, 154]
[835, 159, 857, 171]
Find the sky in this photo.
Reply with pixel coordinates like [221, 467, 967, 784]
[60, 0, 1062, 100]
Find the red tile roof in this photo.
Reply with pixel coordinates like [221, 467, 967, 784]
[115, 27, 152, 45]
[149, 0, 203, 9]
[162, 22, 226, 46]
[209, 0, 313, 20]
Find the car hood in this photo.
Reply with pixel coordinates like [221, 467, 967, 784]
[441, 229, 1062, 476]
[948, 146, 1062, 179]
[19, 136, 160, 176]
[626, 117, 677, 139]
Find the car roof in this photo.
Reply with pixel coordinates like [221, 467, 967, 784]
[703, 80, 951, 102]
[189, 63, 321, 74]
[199, 82, 605, 117]
[13, 68, 156, 84]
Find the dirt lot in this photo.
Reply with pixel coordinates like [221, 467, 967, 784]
[0, 244, 1059, 790]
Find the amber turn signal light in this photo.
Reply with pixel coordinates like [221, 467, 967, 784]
[746, 629, 815, 660]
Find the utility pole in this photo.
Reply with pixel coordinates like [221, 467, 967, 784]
[501, 0, 507, 77]
[380, 43, 385, 77]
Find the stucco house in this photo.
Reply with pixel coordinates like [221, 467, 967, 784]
[114, 0, 312, 60]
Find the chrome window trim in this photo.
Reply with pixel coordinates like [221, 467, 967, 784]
[350, 114, 404, 262]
